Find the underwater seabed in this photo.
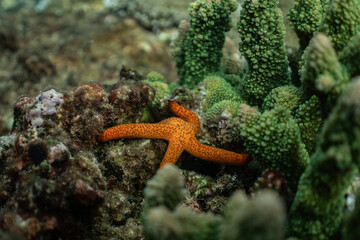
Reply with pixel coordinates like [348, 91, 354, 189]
[0, 0, 360, 239]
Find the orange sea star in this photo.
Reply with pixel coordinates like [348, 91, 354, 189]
[98, 101, 251, 168]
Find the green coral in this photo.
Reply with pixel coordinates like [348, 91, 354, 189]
[238, 104, 309, 189]
[144, 71, 167, 84]
[205, 100, 241, 122]
[287, 79, 360, 240]
[288, 0, 360, 52]
[261, 87, 322, 155]
[317, 0, 360, 52]
[144, 0, 360, 238]
[301, 33, 349, 104]
[203, 75, 242, 111]
[143, 164, 185, 212]
[294, 96, 322, 154]
[222, 73, 244, 93]
[143, 165, 285, 240]
[202, 75, 243, 122]
[145, 206, 221, 240]
[288, 0, 330, 50]
[262, 85, 302, 113]
[172, 0, 237, 88]
[143, 71, 171, 108]
[237, 0, 290, 106]
[339, 34, 360, 78]
[142, 165, 222, 240]
[219, 190, 286, 240]
[146, 0, 360, 238]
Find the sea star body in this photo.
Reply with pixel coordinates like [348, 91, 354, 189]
[98, 101, 250, 168]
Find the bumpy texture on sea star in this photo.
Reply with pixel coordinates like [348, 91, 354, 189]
[98, 101, 250, 168]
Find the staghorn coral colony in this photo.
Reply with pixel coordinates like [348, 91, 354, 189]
[0, 0, 360, 239]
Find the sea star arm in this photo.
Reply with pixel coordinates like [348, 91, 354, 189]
[98, 123, 174, 142]
[186, 137, 251, 165]
[98, 102, 251, 168]
[169, 101, 200, 133]
[159, 141, 185, 168]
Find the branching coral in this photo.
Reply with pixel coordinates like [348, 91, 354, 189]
[293, 96, 322, 154]
[142, 165, 286, 240]
[317, 0, 360, 52]
[262, 85, 302, 113]
[232, 0, 359, 190]
[142, 165, 221, 240]
[203, 75, 242, 112]
[339, 34, 360, 78]
[172, 0, 237, 87]
[288, 0, 330, 50]
[238, 103, 309, 190]
[301, 33, 349, 105]
[204, 100, 241, 123]
[287, 78, 360, 240]
[143, 71, 171, 109]
[238, 0, 290, 106]
[220, 190, 286, 240]
[163, 0, 360, 237]
[143, 164, 186, 212]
